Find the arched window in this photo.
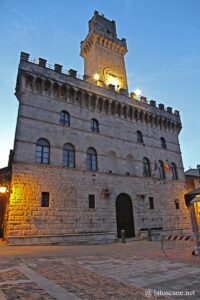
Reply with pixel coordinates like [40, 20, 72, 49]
[35, 138, 50, 164]
[171, 162, 178, 180]
[63, 143, 75, 168]
[59, 111, 70, 126]
[158, 160, 166, 179]
[91, 118, 99, 133]
[160, 137, 167, 149]
[137, 131, 143, 143]
[87, 147, 97, 170]
[143, 157, 151, 177]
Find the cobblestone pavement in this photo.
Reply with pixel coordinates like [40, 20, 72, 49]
[0, 240, 199, 299]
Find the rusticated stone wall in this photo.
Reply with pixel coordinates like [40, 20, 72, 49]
[7, 163, 189, 243]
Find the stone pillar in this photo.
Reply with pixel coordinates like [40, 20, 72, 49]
[38, 58, 47, 67]
[159, 103, 165, 110]
[20, 52, 30, 61]
[54, 64, 63, 73]
[167, 107, 172, 113]
[108, 84, 115, 92]
[68, 69, 77, 78]
[150, 100, 156, 107]
[140, 96, 147, 103]
[174, 110, 180, 117]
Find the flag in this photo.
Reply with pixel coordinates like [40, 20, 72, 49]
[163, 162, 172, 177]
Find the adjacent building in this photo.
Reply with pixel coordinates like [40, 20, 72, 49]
[3, 11, 190, 244]
[185, 165, 200, 191]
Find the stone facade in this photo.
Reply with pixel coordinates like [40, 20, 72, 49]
[5, 11, 190, 244]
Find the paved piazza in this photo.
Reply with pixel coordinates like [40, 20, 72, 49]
[0, 240, 199, 299]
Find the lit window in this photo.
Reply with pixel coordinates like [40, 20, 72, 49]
[158, 160, 166, 179]
[87, 147, 97, 171]
[160, 137, 167, 149]
[89, 194, 95, 208]
[35, 138, 50, 164]
[63, 143, 75, 168]
[137, 131, 143, 143]
[41, 192, 49, 207]
[59, 110, 70, 126]
[91, 119, 99, 133]
[143, 157, 151, 177]
[171, 163, 178, 180]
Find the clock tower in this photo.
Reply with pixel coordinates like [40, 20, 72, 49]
[80, 11, 128, 92]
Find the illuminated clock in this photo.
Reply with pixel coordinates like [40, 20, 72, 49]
[103, 67, 122, 89]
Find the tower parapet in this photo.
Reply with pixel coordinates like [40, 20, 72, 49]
[80, 11, 128, 92]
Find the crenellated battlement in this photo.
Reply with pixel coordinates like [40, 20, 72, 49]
[16, 52, 181, 133]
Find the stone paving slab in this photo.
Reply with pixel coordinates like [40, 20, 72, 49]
[73, 256, 200, 299]
[31, 260, 151, 300]
[0, 269, 27, 283]
[0, 240, 199, 299]
[1, 282, 56, 300]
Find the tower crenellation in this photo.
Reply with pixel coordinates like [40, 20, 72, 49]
[80, 11, 128, 92]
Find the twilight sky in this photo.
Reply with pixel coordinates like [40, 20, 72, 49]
[0, 0, 200, 169]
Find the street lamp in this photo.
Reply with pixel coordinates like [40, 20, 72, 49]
[0, 187, 7, 193]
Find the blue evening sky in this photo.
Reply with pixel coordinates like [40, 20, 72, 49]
[0, 0, 200, 169]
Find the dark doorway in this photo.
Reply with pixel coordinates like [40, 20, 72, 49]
[116, 193, 135, 238]
[0, 196, 7, 238]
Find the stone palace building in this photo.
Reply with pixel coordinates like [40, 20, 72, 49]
[3, 11, 190, 244]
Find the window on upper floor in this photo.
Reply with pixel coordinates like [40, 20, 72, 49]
[143, 157, 151, 177]
[63, 143, 75, 168]
[87, 147, 97, 171]
[91, 118, 99, 133]
[171, 162, 178, 180]
[160, 137, 167, 149]
[137, 131, 143, 143]
[35, 138, 50, 164]
[158, 160, 166, 179]
[59, 110, 70, 126]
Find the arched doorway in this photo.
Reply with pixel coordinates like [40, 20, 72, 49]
[116, 193, 135, 238]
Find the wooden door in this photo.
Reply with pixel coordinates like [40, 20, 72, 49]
[116, 193, 135, 238]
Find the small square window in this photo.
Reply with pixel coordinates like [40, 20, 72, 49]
[41, 192, 49, 207]
[175, 199, 180, 209]
[149, 197, 154, 209]
[89, 194, 95, 208]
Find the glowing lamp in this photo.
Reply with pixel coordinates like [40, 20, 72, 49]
[134, 88, 142, 96]
[0, 187, 7, 193]
[93, 73, 100, 81]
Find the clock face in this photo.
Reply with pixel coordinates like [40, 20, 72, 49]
[103, 67, 122, 89]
